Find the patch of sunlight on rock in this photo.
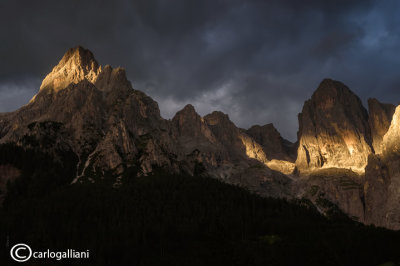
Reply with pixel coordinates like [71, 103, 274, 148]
[267, 159, 295, 175]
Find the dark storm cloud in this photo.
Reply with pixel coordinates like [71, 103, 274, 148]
[1, 0, 400, 140]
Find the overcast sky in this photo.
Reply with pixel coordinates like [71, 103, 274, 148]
[1, 0, 400, 140]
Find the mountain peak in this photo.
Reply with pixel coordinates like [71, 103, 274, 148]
[246, 123, 296, 162]
[182, 104, 195, 112]
[59, 46, 98, 69]
[310, 79, 363, 112]
[204, 111, 230, 126]
[314, 79, 350, 97]
[296, 79, 372, 173]
[173, 104, 199, 122]
[39, 46, 101, 92]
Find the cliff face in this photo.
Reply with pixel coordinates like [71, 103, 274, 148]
[296, 79, 373, 174]
[368, 98, 395, 154]
[246, 124, 296, 162]
[363, 106, 400, 230]
[171, 107, 292, 197]
[0, 47, 175, 182]
[38, 46, 101, 93]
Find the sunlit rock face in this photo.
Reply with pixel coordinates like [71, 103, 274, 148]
[296, 79, 373, 174]
[0, 47, 173, 180]
[39, 46, 101, 93]
[246, 123, 296, 162]
[266, 159, 295, 175]
[200, 111, 291, 196]
[381, 105, 400, 158]
[201, 110, 270, 166]
[368, 98, 395, 154]
[244, 124, 296, 174]
[170, 107, 292, 196]
[362, 106, 400, 229]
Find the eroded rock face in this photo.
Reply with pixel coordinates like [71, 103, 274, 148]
[39, 46, 101, 93]
[296, 79, 373, 173]
[246, 124, 296, 162]
[203, 111, 272, 166]
[368, 98, 395, 154]
[0, 47, 174, 181]
[363, 155, 394, 228]
[172, 104, 217, 154]
[293, 168, 365, 222]
[363, 106, 400, 230]
[170, 106, 293, 195]
[381, 106, 400, 158]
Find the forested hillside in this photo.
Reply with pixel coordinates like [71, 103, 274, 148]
[0, 144, 400, 265]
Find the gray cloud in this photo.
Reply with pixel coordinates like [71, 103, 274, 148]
[1, 0, 400, 140]
[0, 78, 40, 112]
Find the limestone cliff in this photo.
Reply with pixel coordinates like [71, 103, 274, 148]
[246, 123, 296, 162]
[39, 46, 101, 93]
[362, 106, 400, 230]
[0, 47, 174, 182]
[296, 79, 373, 173]
[172, 104, 217, 154]
[368, 98, 395, 154]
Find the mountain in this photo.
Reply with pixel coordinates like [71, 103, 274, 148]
[1, 47, 173, 186]
[0, 46, 292, 198]
[364, 105, 400, 229]
[1, 46, 400, 231]
[296, 79, 373, 174]
[246, 123, 296, 162]
[368, 98, 396, 154]
[172, 106, 292, 197]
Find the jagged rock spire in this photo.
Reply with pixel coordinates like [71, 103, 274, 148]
[39, 46, 101, 92]
[296, 79, 373, 173]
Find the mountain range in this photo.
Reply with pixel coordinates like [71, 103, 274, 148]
[1, 46, 400, 230]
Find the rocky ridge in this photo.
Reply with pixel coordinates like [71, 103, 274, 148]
[0, 46, 292, 197]
[2, 46, 400, 229]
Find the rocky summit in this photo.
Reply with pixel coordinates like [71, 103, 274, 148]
[296, 79, 373, 174]
[2, 46, 400, 230]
